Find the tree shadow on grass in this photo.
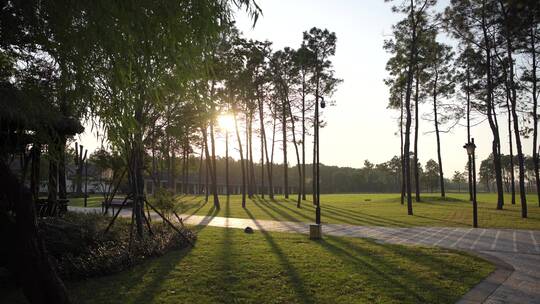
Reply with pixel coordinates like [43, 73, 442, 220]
[181, 198, 209, 219]
[192, 205, 219, 233]
[318, 236, 460, 303]
[323, 205, 412, 227]
[129, 248, 193, 304]
[244, 208, 315, 304]
[216, 196, 238, 302]
[333, 235, 489, 300]
[253, 197, 311, 222]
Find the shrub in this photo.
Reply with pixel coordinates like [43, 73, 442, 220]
[38, 212, 196, 280]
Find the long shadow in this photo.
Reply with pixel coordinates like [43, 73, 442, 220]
[244, 208, 315, 304]
[360, 235, 484, 276]
[412, 214, 467, 227]
[216, 196, 237, 302]
[328, 234, 485, 299]
[129, 248, 192, 303]
[192, 205, 219, 233]
[252, 199, 305, 223]
[318, 236, 459, 303]
[320, 206, 406, 227]
[182, 199, 209, 219]
[254, 196, 405, 227]
[323, 205, 412, 227]
[254, 198, 312, 222]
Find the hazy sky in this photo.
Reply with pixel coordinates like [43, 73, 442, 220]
[78, 0, 534, 175]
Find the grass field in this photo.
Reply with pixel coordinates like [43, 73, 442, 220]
[57, 226, 492, 304]
[70, 192, 540, 229]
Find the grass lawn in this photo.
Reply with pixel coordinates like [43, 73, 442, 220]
[69, 195, 126, 208]
[56, 226, 492, 304]
[171, 192, 540, 230]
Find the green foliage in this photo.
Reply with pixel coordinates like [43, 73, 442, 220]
[38, 212, 196, 280]
[152, 188, 176, 219]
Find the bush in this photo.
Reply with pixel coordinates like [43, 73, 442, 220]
[38, 212, 196, 280]
[151, 188, 176, 219]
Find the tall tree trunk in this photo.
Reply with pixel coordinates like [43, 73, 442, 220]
[209, 120, 220, 209]
[58, 137, 67, 200]
[197, 143, 204, 195]
[466, 66, 473, 201]
[268, 118, 276, 199]
[30, 144, 41, 201]
[286, 96, 303, 207]
[245, 114, 252, 198]
[400, 90, 405, 205]
[301, 73, 307, 200]
[233, 110, 247, 207]
[432, 70, 445, 197]
[481, 10, 504, 210]
[258, 96, 267, 198]
[282, 100, 289, 199]
[403, 0, 418, 215]
[248, 111, 257, 197]
[225, 129, 230, 196]
[505, 92, 516, 204]
[530, 26, 540, 207]
[500, 3, 527, 216]
[414, 68, 421, 202]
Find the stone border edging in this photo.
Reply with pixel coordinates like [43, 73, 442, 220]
[456, 250, 514, 304]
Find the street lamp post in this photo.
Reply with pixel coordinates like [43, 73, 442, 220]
[464, 138, 478, 228]
[310, 96, 325, 240]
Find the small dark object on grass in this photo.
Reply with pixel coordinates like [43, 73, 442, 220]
[364, 199, 371, 202]
[244, 227, 254, 234]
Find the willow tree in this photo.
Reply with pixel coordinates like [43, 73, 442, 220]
[72, 1, 260, 234]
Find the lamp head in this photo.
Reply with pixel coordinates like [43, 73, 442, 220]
[320, 96, 326, 109]
[463, 142, 476, 155]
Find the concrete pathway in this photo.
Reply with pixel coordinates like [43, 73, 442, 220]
[69, 206, 540, 304]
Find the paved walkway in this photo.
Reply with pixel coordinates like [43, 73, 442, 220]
[69, 206, 540, 303]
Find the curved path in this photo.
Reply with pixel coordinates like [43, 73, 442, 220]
[69, 206, 540, 304]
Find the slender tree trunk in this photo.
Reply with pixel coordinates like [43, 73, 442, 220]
[245, 114, 252, 198]
[481, 10, 504, 210]
[312, 132, 316, 204]
[209, 119, 220, 209]
[301, 74, 307, 200]
[233, 109, 247, 207]
[400, 90, 405, 205]
[414, 68, 421, 202]
[499, 6, 527, 216]
[403, 0, 417, 215]
[530, 27, 540, 207]
[466, 67, 473, 201]
[58, 137, 67, 200]
[197, 143, 204, 195]
[269, 118, 276, 199]
[282, 101, 289, 199]
[432, 70, 445, 197]
[30, 144, 41, 201]
[286, 96, 303, 207]
[225, 129, 230, 196]
[505, 92, 516, 204]
[258, 96, 268, 198]
[248, 111, 257, 197]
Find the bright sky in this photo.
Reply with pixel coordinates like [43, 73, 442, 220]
[77, 0, 534, 175]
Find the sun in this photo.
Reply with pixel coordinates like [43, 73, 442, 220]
[218, 114, 235, 133]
